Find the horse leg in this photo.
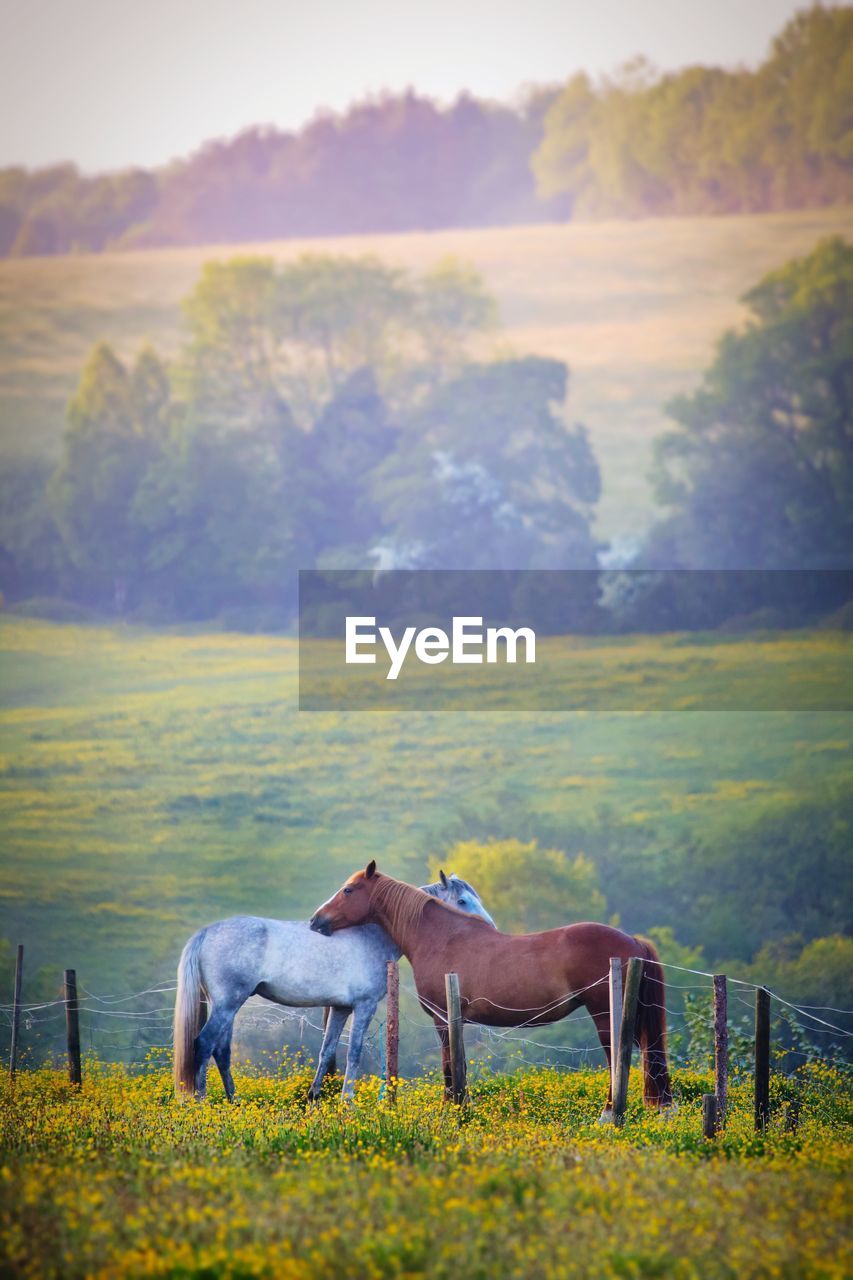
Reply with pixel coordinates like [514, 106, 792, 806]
[585, 993, 615, 1124]
[340, 999, 378, 1100]
[322, 1006, 338, 1075]
[433, 1018, 452, 1100]
[309, 1006, 350, 1101]
[194, 1005, 229, 1099]
[212, 1007, 239, 1102]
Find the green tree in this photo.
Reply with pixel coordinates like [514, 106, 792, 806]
[429, 838, 606, 934]
[133, 408, 312, 623]
[533, 7, 853, 217]
[532, 73, 597, 207]
[0, 457, 67, 601]
[649, 237, 853, 568]
[37, 255, 601, 619]
[413, 256, 498, 378]
[180, 257, 283, 427]
[11, 214, 59, 256]
[0, 204, 21, 255]
[50, 343, 170, 609]
[378, 357, 600, 569]
[758, 5, 853, 208]
[181, 253, 498, 428]
[304, 368, 398, 562]
[275, 255, 414, 415]
[742, 934, 853, 1012]
[182, 255, 412, 425]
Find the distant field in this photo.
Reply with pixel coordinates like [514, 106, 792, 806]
[1, 617, 850, 1060]
[1, 208, 851, 538]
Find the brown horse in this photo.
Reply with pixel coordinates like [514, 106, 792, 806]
[310, 861, 672, 1111]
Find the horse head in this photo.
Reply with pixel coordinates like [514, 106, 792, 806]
[421, 869, 496, 927]
[310, 860, 380, 934]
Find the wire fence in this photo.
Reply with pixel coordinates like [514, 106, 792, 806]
[2, 956, 851, 1079]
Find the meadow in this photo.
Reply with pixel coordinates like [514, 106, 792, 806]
[2, 207, 851, 538]
[1, 615, 851, 1068]
[1, 1059, 850, 1278]
[1, 617, 851, 1276]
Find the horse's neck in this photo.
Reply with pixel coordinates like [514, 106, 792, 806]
[370, 886, 455, 963]
[366, 880, 438, 962]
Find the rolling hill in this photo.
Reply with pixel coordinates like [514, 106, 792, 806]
[2, 207, 851, 540]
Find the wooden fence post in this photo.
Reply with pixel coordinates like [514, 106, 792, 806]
[713, 974, 728, 1125]
[612, 955, 642, 1127]
[608, 956, 623, 1106]
[64, 969, 82, 1086]
[385, 960, 399, 1103]
[702, 1093, 718, 1139]
[754, 986, 771, 1131]
[444, 972, 466, 1105]
[9, 944, 23, 1080]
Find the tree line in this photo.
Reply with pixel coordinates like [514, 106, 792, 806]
[535, 5, 853, 218]
[0, 236, 850, 629]
[1, 7, 850, 258]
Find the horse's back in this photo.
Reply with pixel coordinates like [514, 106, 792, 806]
[193, 916, 270, 1002]
[559, 920, 645, 954]
[418, 917, 648, 1026]
[197, 915, 396, 1008]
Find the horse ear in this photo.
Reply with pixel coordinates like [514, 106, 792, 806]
[439, 869, 448, 888]
[365, 859, 377, 879]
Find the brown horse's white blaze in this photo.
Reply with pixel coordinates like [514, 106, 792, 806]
[310, 862, 672, 1109]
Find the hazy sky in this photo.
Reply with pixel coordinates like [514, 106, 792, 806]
[0, 0, 832, 172]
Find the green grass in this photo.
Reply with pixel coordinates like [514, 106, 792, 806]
[1, 208, 851, 538]
[1, 616, 850, 1060]
[1, 1061, 850, 1278]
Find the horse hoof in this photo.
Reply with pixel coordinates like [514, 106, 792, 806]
[598, 1108, 615, 1125]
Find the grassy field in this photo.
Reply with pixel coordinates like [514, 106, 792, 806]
[1, 620, 850, 1276]
[1, 1061, 849, 1278]
[1, 615, 850, 1068]
[1, 208, 851, 538]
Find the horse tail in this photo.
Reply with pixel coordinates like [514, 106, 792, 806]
[174, 929, 207, 1097]
[634, 936, 672, 1108]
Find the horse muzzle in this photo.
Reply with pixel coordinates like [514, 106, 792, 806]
[309, 912, 333, 936]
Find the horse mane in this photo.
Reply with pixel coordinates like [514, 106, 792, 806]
[373, 874, 492, 936]
[371, 875, 431, 939]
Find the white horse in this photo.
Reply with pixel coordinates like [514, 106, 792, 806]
[174, 872, 495, 1100]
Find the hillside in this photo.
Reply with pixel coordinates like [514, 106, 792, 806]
[2, 208, 851, 539]
[1, 616, 850, 1063]
[3, 7, 851, 262]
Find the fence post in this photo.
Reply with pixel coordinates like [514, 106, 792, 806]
[713, 973, 728, 1126]
[64, 969, 82, 1086]
[612, 955, 642, 1127]
[702, 1093, 718, 1139]
[754, 985, 771, 1131]
[385, 960, 399, 1103]
[9, 944, 23, 1080]
[608, 956, 623, 1106]
[445, 972, 466, 1105]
